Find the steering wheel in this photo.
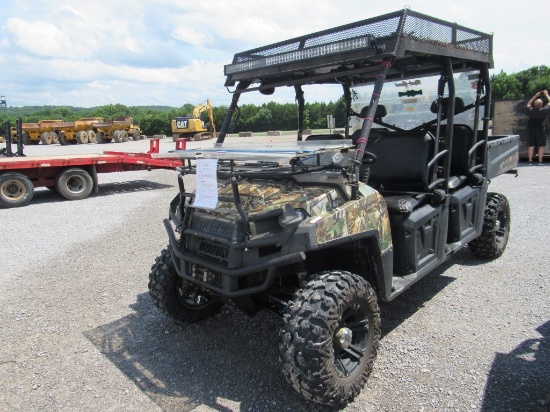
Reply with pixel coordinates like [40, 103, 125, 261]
[361, 151, 377, 164]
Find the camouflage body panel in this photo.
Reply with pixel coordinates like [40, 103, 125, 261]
[216, 180, 344, 216]
[310, 183, 391, 252]
[196, 178, 392, 252]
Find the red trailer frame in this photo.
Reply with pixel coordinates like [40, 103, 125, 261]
[0, 138, 185, 208]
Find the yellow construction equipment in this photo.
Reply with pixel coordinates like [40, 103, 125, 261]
[9, 117, 141, 145]
[171, 99, 216, 141]
[19, 120, 63, 145]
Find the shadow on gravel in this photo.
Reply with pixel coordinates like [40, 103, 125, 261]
[379, 249, 468, 336]
[84, 253, 472, 412]
[84, 250, 470, 412]
[84, 293, 336, 412]
[30, 180, 174, 205]
[482, 320, 550, 412]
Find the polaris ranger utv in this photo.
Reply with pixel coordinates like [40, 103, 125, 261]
[148, 9, 519, 407]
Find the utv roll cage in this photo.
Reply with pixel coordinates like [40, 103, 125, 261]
[216, 8, 494, 200]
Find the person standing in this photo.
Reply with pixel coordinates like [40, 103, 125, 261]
[526, 90, 550, 165]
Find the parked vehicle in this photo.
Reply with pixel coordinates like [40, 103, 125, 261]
[171, 99, 215, 141]
[148, 9, 519, 407]
[0, 121, 182, 208]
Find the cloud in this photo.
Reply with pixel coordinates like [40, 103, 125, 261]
[0, 0, 546, 109]
[4, 17, 75, 58]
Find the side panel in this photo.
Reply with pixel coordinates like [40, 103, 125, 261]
[448, 186, 485, 244]
[486, 135, 519, 179]
[389, 203, 448, 276]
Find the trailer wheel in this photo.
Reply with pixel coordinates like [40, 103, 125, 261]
[0, 172, 35, 208]
[58, 132, 70, 145]
[88, 131, 97, 144]
[149, 246, 223, 323]
[113, 130, 122, 143]
[279, 271, 380, 407]
[55, 168, 93, 200]
[468, 193, 511, 259]
[76, 131, 89, 144]
[41, 132, 52, 145]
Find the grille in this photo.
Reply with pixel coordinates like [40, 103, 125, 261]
[190, 264, 223, 288]
[199, 240, 229, 260]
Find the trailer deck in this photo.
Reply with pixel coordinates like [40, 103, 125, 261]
[0, 138, 183, 208]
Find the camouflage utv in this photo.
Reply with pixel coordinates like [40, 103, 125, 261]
[148, 9, 519, 407]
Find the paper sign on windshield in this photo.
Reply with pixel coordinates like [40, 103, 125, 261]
[193, 158, 218, 209]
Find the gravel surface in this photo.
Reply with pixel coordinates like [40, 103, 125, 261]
[0, 138, 549, 411]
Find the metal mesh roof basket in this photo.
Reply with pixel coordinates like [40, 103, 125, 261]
[224, 9, 493, 87]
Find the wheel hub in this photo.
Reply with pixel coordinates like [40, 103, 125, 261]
[335, 327, 353, 350]
[3, 181, 23, 199]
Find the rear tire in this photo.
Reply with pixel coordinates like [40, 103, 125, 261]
[76, 131, 89, 144]
[54, 168, 93, 200]
[0, 172, 34, 208]
[22, 132, 31, 145]
[50, 132, 59, 144]
[149, 246, 223, 323]
[40, 132, 52, 145]
[113, 130, 122, 143]
[58, 132, 70, 145]
[88, 130, 97, 144]
[279, 271, 380, 407]
[468, 193, 511, 259]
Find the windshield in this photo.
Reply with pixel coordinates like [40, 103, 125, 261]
[349, 71, 481, 132]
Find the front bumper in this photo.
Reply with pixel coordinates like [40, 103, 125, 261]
[164, 219, 305, 298]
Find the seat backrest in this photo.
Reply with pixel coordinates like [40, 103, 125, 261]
[427, 124, 473, 176]
[366, 131, 435, 191]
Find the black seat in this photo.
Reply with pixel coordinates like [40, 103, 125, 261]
[430, 97, 465, 116]
[427, 124, 474, 177]
[359, 105, 388, 120]
[366, 131, 435, 193]
[351, 127, 388, 145]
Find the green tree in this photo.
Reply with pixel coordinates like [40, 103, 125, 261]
[491, 65, 550, 100]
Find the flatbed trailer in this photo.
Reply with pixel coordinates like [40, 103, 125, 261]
[0, 138, 184, 208]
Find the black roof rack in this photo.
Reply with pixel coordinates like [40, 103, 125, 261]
[224, 9, 493, 90]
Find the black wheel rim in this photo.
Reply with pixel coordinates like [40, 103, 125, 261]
[333, 301, 370, 377]
[67, 176, 85, 193]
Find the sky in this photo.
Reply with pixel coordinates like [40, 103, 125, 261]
[0, 0, 547, 109]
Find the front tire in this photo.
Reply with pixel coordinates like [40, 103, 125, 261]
[148, 246, 223, 323]
[279, 271, 381, 407]
[0, 172, 34, 208]
[469, 193, 511, 259]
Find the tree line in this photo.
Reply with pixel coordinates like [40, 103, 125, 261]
[1, 66, 547, 137]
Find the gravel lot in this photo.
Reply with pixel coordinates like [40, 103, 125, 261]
[0, 138, 549, 412]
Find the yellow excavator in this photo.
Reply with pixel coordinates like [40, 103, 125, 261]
[171, 99, 216, 141]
